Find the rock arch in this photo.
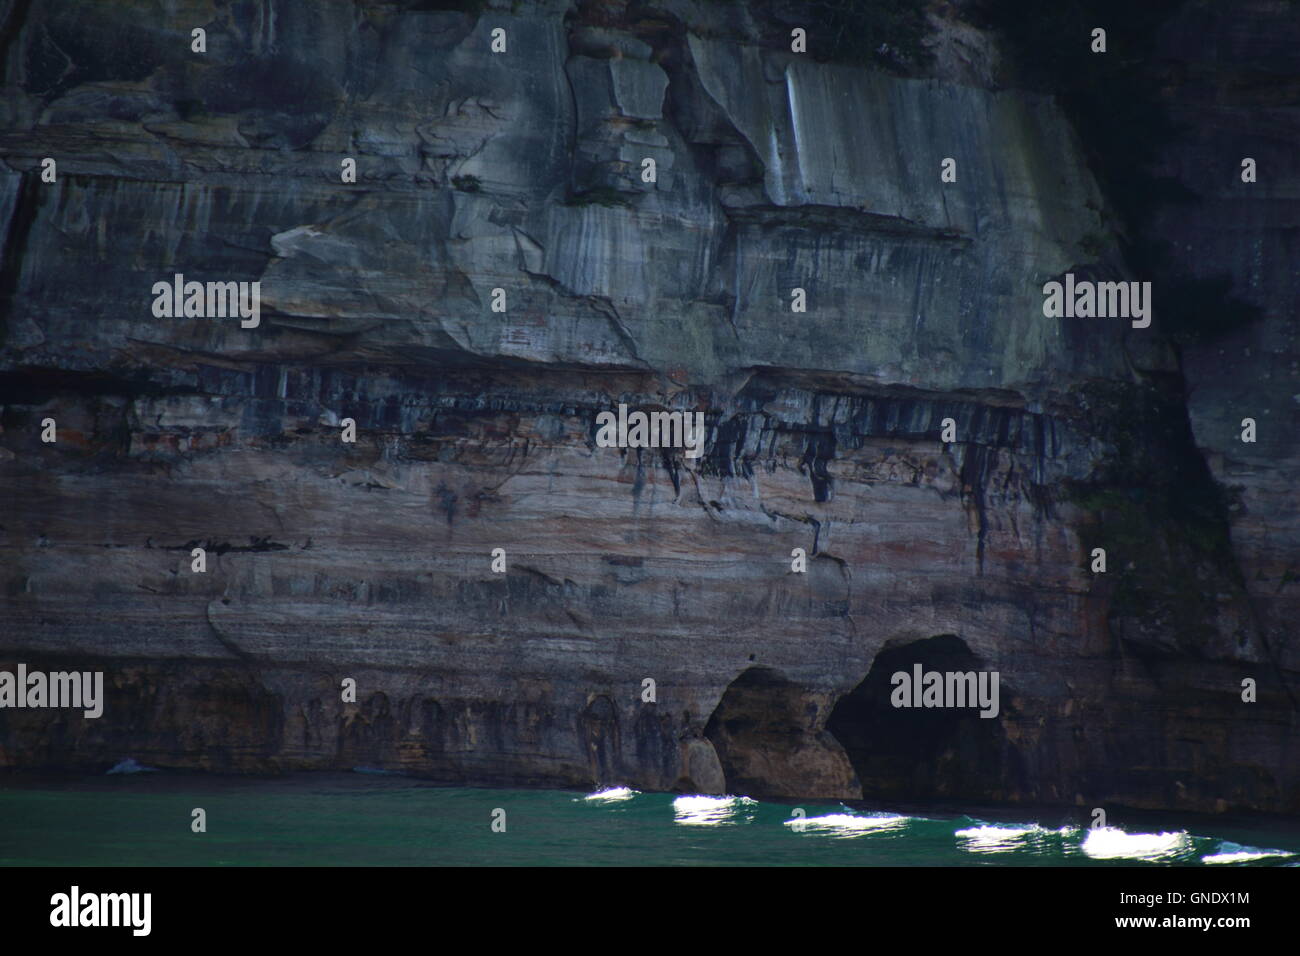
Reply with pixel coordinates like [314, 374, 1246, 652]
[703, 666, 859, 799]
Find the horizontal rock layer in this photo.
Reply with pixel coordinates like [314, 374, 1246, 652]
[0, 0, 1295, 814]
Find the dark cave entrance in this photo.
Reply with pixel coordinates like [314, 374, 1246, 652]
[826, 635, 1015, 803]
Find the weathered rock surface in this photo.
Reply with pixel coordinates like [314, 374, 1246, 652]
[0, 0, 1294, 814]
[1152, 1, 1300, 679]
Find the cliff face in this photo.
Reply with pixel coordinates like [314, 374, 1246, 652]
[0, 0, 1294, 814]
[1152, 1, 1300, 688]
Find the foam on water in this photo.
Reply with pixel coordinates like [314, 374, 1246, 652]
[672, 794, 756, 826]
[581, 787, 637, 803]
[784, 812, 909, 837]
[1202, 841, 1294, 865]
[1081, 827, 1191, 861]
[955, 823, 1045, 853]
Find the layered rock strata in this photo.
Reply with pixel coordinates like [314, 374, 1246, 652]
[0, 0, 1294, 813]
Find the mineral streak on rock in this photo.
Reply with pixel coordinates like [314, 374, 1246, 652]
[0, 0, 1295, 813]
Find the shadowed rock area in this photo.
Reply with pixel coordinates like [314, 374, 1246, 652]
[0, 0, 1296, 814]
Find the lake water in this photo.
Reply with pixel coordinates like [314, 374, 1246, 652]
[3, 772, 1298, 867]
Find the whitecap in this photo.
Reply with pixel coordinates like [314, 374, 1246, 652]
[1202, 841, 1294, 865]
[673, 794, 752, 826]
[582, 787, 637, 802]
[785, 812, 908, 836]
[955, 823, 1043, 853]
[1081, 826, 1191, 861]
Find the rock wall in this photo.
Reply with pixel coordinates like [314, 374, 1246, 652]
[1153, 0, 1300, 680]
[0, 0, 1294, 814]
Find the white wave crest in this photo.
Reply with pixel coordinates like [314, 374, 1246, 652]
[784, 812, 908, 836]
[955, 823, 1044, 853]
[1202, 841, 1294, 865]
[582, 787, 637, 802]
[672, 794, 754, 826]
[1081, 827, 1191, 861]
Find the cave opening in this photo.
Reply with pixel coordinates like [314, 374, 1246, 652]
[826, 634, 1015, 803]
[704, 666, 859, 800]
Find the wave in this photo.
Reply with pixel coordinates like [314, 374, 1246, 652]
[1081, 826, 1192, 861]
[955, 823, 1048, 853]
[1202, 841, 1294, 865]
[573, 791, 1295, 865]
[581, 787, 638, 803]
[672, 794, 757, 826]
[784, 812, 909, 837]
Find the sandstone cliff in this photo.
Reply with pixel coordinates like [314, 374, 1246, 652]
[0, 0, 1295, 814]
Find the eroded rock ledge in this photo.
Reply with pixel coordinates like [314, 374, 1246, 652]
[0, 0, 1295, 814]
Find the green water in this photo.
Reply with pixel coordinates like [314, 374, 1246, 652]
[3, 773, 1299, 867]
